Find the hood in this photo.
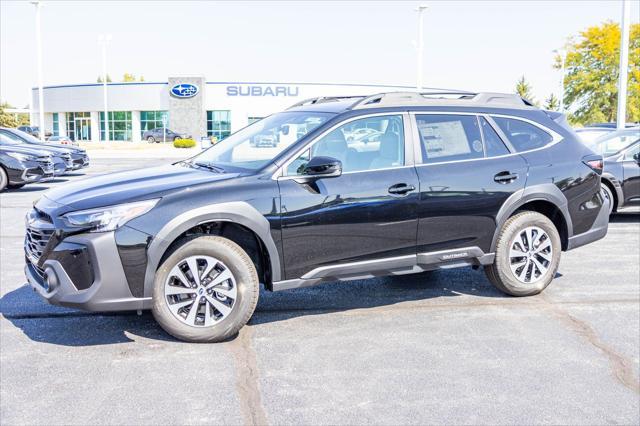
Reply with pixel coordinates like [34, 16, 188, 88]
[21, 142, 76, 155]
[43, 163, 239, 210]
[0, 144, 51, 157]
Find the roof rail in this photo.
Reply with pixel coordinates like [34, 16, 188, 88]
[349, 91, 531, 110]
[287, 96, 365, 109]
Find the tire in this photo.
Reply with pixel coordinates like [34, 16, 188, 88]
[600, 182, 615, 214]
[485, 211, 561, 297]
[147, 136, 155, 143]
[0, 167, 7, 192]
[152, 235, 260, 343]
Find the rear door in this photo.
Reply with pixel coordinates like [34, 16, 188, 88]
[412, 113, 528, 254]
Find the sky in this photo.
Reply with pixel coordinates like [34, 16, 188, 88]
[1, 0, 638, 108]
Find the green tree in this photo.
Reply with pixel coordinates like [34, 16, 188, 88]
[556, 21, 640, 125]
[0, 102, 18, 128]
[515, 76, 536, 104]
[97, 74, 112, 83]
[545, 93, 560, 111]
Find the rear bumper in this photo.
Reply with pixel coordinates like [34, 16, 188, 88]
[567, 192, 610, 250]
[25, 231, 148, 312]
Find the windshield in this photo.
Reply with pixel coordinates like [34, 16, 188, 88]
[587, 129, 640, 156]
[190, 111, 333, 171]
[0, 132, 25, 145]
[12, 129, 41, 143]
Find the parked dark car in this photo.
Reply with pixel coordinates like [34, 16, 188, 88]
[24, 91, 609, 342]
[584, 128, 640, 213]
[17, 125, 52, 139]
[0, 142, 54, 191]
[0, 127, 89, 173]
[47, 135, 78, 147]
[142, 128, 187, 143]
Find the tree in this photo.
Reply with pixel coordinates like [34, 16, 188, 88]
[97, 74, 112, 83]
[545, 93, 560, 111]
[556, 21, 640, 125]
[122, 73, 144, 82]
[515, 76, 536, 104]
[0, 102, 18, 128]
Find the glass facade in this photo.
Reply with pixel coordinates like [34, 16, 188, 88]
[140, 111, 169, 137]
[207, 110, 231, 140]
[52, 113, 59, 136]
[100, 111, 133, 141]
[66, 112, 91, 141]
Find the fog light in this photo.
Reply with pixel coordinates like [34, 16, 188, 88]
[42, 267, 59, 293]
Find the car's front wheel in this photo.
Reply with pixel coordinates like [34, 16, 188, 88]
[152, 235, 260, 342]
[600, 182, 615, 214]
[147, 136, 155, 143]
[485, 211, 561, 296]
[0, 167, 8, 191]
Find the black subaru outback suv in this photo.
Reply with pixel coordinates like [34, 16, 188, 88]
[25, 92, 609, 342]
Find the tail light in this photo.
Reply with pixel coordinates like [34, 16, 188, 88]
[582, 155, 603, 175]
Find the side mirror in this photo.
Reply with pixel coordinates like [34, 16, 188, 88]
[299, 156, 342, 179]
[633, 152, 640, 165]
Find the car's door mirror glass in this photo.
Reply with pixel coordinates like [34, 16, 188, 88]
[301, 156, 342, 177]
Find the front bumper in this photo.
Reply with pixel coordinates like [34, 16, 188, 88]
[567, 190, 610, 250]
[25, 231, 148, 312]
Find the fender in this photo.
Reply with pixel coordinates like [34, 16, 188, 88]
[142, 201, 282, 298]
[490, 183, 573, 252]
[600, 172, 624, 208]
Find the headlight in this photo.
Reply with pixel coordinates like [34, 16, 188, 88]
[60, 199, 160, 232]
[6, 152, 37, 162]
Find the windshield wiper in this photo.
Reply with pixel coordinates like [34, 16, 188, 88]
[193, 161, 225, 173]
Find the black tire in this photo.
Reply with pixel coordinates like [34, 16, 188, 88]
[147, 136, 155, 143]
[485, 211, 561, 297]
[0, 167, 7, 191]
[600, 182, 615, 214]
[152, 235, 259, 343]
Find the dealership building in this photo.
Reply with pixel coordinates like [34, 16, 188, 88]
[30, 77, 415, 143]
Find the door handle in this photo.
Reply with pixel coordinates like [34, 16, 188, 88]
[388, 183, 416, 195]
[494, 171, 519, 184]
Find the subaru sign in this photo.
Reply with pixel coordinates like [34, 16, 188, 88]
[170, 83, 199, 98]
[226, 85, 299, 97]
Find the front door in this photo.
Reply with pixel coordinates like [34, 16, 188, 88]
[278, 113, 420, 280]
[621, 142, 640, 205]
[412, 113, 529, 254]
[75, 118, 91, 141]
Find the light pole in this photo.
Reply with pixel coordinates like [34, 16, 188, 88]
[616, 0, 631, 130]
[31, 1, 45, 141]
[553, 49, 566, 112]
[98, 34, 112, 142]
[415, 4, 428, 91]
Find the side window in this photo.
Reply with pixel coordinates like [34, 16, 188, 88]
[480, 117, 510, 157]
[286, 115, 405, 175]
[492, 117, 553, 152]
[416, 114, 483, 164]
[624, 143, 639, 160]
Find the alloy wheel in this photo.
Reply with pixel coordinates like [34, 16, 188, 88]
[164, 255, 237, 327]
[508, 226, 553, 284]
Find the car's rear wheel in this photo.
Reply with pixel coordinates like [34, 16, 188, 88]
[600, 182, 615, 214]
[147, 136, 155, 143]
[152, 235, 260, 343]
[485, 211, 561, 296]
[0, 167, 8, 191]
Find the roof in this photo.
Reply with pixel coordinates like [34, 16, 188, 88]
[287, 91, 537, 112]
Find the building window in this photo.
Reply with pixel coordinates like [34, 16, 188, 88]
[248, 116, 263, 125]
[66, 112, 91, 141]
[140, 111, 169, 137]
[100, 111, 132, 141]
[207, 110, 231, 140]
[52, 113, 59, 136]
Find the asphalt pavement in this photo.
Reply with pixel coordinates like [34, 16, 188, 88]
[1, 158, 638, 425]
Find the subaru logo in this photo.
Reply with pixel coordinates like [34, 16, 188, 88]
[170, 83, 199, 98]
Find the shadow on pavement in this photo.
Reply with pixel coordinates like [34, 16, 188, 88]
[610, 211, 640, 223]
[1, 268, 508, 346]
[3, 185, 50, 193]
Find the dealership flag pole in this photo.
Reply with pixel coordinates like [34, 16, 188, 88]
[32, 1, 45, 141]
[616, 0, 630, 130]
[416, 5, 428, 90]
[99, 34, 112, 142]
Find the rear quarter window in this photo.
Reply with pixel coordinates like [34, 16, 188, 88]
[492, 117, 553, 152]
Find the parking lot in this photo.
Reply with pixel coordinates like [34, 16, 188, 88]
[0, 157, 638, 425]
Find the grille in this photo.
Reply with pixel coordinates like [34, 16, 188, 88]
[25, 226, 54, 265]
[37, 157, 54, 170]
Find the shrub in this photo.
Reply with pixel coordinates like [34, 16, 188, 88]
[173, 138, 196, 148]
